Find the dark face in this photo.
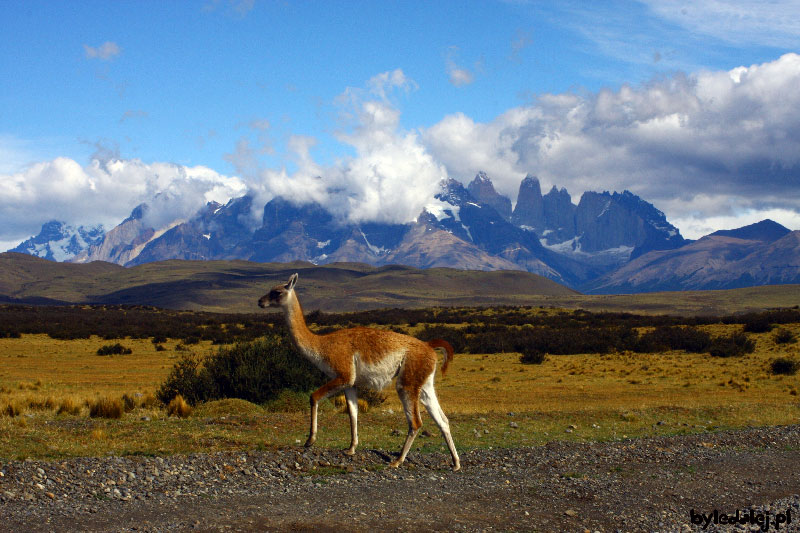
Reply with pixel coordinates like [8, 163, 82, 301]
[258, 285, 287, 308]
[258, 274, 298, 309]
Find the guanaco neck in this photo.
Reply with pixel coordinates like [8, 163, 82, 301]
[283, 292, 320, 355]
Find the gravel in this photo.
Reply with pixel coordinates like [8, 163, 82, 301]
[1, 424, 799, 532]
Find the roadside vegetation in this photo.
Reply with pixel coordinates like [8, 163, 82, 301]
[0, 304, 798, 460]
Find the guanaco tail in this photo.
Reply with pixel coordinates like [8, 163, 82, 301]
[258, 273, 460, 470]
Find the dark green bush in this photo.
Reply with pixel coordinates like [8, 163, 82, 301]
[156, 354, 214, 406]
[97, 343, 132, 356]
[743, 316, 774, 333]
[157, 336, 324, 406]
[770, 357, 800, 375]
[634, 326, 711, 353]
[773, 329, 797, 344]
[415, 325, 467, 353]
[709, 333, 755, 358]
[519, 350, 546, 364]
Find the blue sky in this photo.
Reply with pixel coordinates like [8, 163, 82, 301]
[3, 0, 800, 248]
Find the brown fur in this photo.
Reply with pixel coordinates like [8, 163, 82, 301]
[426, 339, 454, 375]
[259, 273, 460, 470]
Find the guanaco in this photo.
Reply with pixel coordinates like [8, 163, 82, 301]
[258, 273, 460, 470]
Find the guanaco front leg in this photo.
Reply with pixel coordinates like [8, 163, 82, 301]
[306, 377, 349, 448]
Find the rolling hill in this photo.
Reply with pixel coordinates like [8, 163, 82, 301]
[2, 252, 799, 315]
[0, 252, 576, 312]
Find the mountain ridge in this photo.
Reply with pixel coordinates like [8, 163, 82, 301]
[10, 171, 798, 294]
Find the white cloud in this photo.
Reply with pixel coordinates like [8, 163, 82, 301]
[367, 69, 417, 99]
[7, 56, 800, 249]
[643, 0, 800, 48]
[0, 156, 246, 247]
[445, 47, 476, 87]
[673, 205, 800, 240]
[424, 53, 800, 233]
[230, 70, 447, 227]
[83, 41, 121, 61]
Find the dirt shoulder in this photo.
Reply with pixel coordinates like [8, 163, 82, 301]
[2, 425, 800, 532]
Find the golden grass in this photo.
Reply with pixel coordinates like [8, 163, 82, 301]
[166, 395, 192, 418]
[419, 323, 799, 417]
[0, 322, 798, 459]
[0, 334, 218, 404]
[56, 397, 81, 416]
[88, 397, 125, 419]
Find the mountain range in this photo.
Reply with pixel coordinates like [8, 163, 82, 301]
[9, 172, 800, 293]
[9, 220, 104, 262]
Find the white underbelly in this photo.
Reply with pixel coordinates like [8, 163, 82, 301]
[353, 350, 405, 390]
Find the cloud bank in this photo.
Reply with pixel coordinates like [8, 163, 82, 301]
[225, 69, 446, 227]
[1, 155, 246, 243]
[426, 53, 800, 237]
[4, 55, 800, 247]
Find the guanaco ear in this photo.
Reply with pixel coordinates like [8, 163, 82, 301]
[286, 273, 298, 291]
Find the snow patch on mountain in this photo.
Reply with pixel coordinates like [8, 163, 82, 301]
[9, 221, 104, 262]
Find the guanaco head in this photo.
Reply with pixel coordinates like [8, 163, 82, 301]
[258, 273, 298, 308]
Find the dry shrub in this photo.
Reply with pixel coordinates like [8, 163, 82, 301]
[139, 393, 159, 409]
[88, 397, 124, 419]
[57, 398, 81, 416]
[17, 380, 41, 391]
[90, 428, 107, 440]
[332, 388, 385, 413]
[774, 329, 797, 345]
[121, 393, 137, 413]
[167, 394, 192, 418]
[2, 401, 23, 417]
[25, 396, 57, 411]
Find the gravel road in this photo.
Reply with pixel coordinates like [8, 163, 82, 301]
[2, 425, 799, 532]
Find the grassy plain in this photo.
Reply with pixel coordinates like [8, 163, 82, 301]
[1, 316, 799, 461]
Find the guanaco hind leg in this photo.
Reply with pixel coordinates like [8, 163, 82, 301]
[390, 385, 423, 468]
[343, 387, 358, 455]
[420, 374, 460, 470]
